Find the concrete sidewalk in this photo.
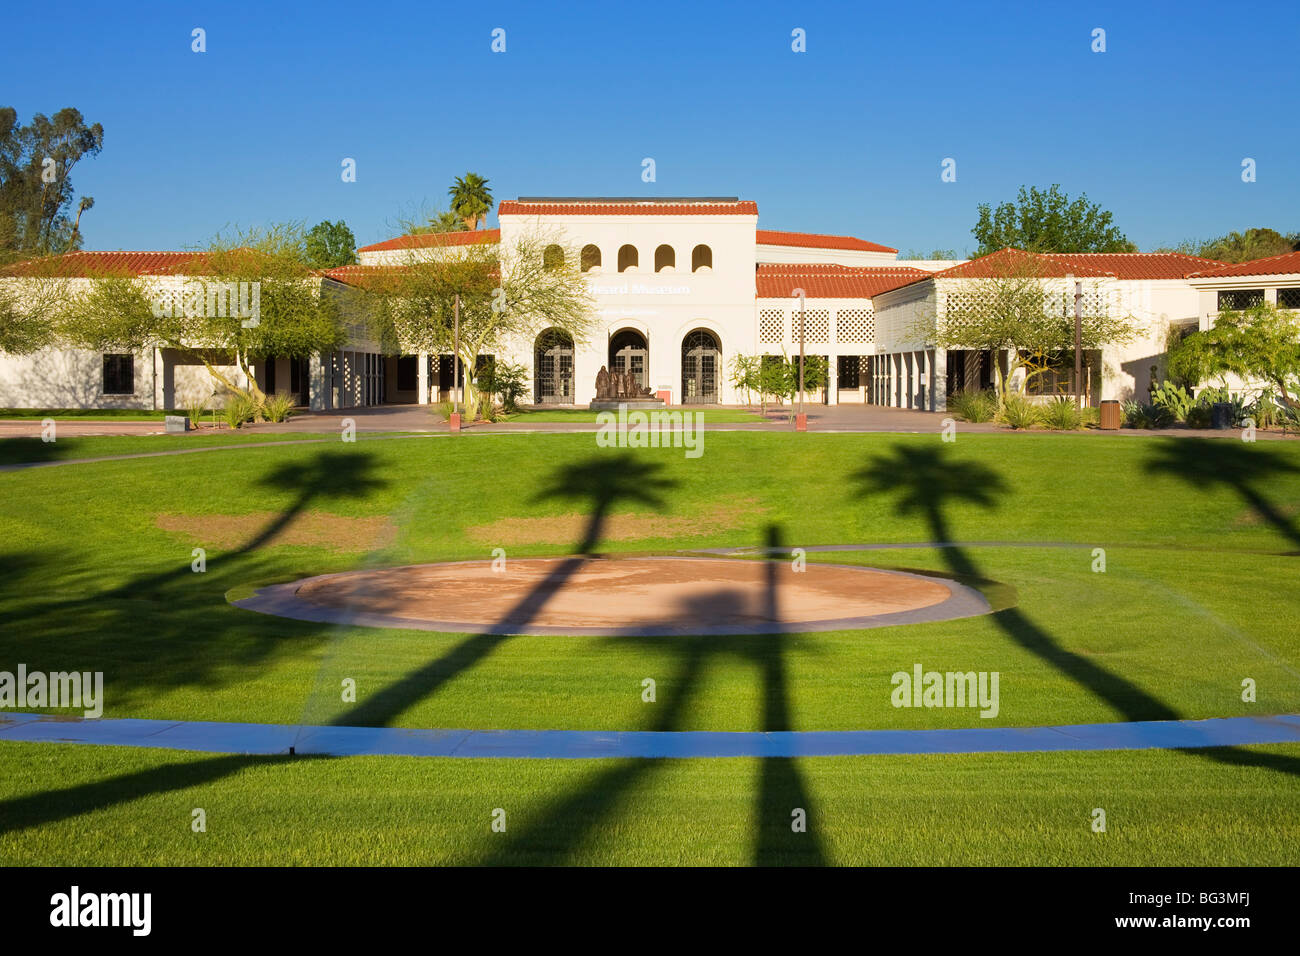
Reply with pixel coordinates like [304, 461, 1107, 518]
[3, 710, 1298, 759]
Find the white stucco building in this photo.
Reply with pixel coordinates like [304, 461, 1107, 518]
[1, 197, 1296, 413]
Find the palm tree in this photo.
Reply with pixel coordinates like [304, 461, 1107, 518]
[448, 173, 493, 231]
[66, 196, 94, 251]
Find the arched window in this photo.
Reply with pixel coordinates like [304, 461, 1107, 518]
[543, 244, 564, 270]
[618, 244, 639, 273]
[691, 244, 713, 272]
[580, 244, 601, 273]
[654, 244, 676, 272]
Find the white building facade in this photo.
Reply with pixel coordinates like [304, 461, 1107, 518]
[3, 198, 1297, 413]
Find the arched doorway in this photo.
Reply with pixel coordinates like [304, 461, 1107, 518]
[682, 329, 721, 404]
[609, 329, 649, 390]
[534, 329, 574, 404]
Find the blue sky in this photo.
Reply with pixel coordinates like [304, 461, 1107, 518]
[3, 0, 1297, 254]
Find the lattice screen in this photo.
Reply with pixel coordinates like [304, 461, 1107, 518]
[759, 309, 785, 344]
[791, 309, 829, 342]
[835, 308, 875, 343]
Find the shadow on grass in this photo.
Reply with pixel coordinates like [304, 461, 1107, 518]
[852, 442, 1300, 779]
[0, 752, 318, 838]
[0, 448, 387, 705]
[333, 454, 677, 728]
[1144, 438, 1300, 552]
[477, 524, 827, 866]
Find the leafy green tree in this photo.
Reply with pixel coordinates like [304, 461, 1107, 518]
[0, 107, 104, 259]
[448, 173, 493, 231]
[972, 185, 1135, 255]
[1195, 228, 1299, 263]
[363, 228, 594, 419]
[923, 254, 1139, 403]
[1167, 302, 1300, 409]
[59, 223, 346, 403]
[728, 354, 761, 408]
[0, 255, 71, 353]
[745, 352, 829, 419]
[303, 220, 357, 269]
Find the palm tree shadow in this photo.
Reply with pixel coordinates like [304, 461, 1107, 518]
[2, 453, 678, 833]
[852, 441, 1299, 778]
[1144, 438, 1300, 552]
[335, 454, 677, 728]
[478, 523, 828, 866]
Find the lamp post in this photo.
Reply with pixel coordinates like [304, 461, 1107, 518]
[793, 287, 807, 431]
[450, 292, 462, 432]
[1067, 274, 1083, 411]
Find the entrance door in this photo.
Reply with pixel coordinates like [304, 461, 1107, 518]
[609, 329, 649, 390]
[535, 331, 574, 403]
[682, 329, 720, 404]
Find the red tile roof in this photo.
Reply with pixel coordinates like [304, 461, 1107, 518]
[357, 228, 500, 254]
[756, 264, 930, 299]
[1052, 252, 1228, 280]
[879, 248, 1230, 294]
[499, 199, 758, 216]
[1186, 250, 1300, 278]
[756, 229, 897, 254]
[930, 248, 1114, 280]
[0, 250, 209, 277]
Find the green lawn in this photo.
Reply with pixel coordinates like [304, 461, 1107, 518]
[0, 430, 343, 466]
[3, 741, 1297, 865]
[1, 430, 1299, 864]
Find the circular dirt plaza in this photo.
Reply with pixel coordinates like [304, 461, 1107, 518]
[236, 557, 990, 635]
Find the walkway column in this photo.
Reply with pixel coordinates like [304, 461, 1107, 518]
[827, 353, 839, 406]
[932, 348, 947, 412]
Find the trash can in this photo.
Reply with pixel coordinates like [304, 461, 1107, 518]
[1211, 402, 1234, 429]
[1099, 400, 1121, 430]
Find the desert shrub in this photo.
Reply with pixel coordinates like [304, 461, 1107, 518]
[436, 401, 456, 420]
[949, 388, 997, 423]
[482, 360, 529, 413]
[1080, 406, 1100, 428]
[185, 395, 208, 428]
[999, 393, 1041, 429]
[1122, 400, 1174, 429]
[1150, 381, 1195, 421]
[262, 392, 296, 423]
[221, 392, 256, 429]
[1041, 397, 1083, 430]
[1185, 403, 1212, 428]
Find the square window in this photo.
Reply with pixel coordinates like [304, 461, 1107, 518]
[1278, 288, 1300, 310]
[1217, 289, 1264, 311]
[102, 354, 135, 395]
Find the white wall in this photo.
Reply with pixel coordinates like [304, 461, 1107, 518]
[755, 244, 897, 267]
[500, 211, 759, 404]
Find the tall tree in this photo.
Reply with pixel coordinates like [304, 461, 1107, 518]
[59, 223, 346, 403]
[303, 220, 357, 268]
[972, 185, 1135, 255]
[1167, 302, 1300, 408]
[921, 251, 1140, 402]
[363, 229, 594, 417]
[0, 107, 104, 260]
[448, 173, 493, 231]
[1195, 228, 1299, 263]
